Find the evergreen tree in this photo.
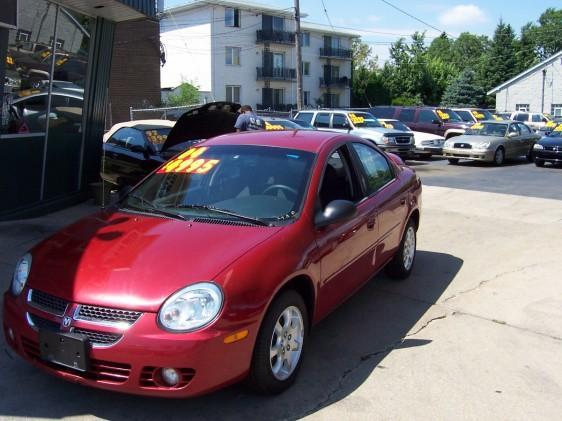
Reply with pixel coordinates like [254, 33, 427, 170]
[441, 69, 485, 107]
[516, 23, 539, 73]
[481, 20, 518, 93]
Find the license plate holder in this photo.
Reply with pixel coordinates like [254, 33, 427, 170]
[39, 329, 90, 372]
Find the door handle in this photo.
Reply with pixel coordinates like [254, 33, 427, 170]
[400, 197, 406, 205]
[367, 215, 376, 230]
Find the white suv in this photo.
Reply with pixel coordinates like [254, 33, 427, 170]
[294, 110, 415, 156]
[510, 112, 551, 131]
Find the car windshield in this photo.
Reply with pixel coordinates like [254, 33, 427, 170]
[436, 108, 463, 123]
[381, 120, 410, 131]
[547, 125, 562, 137]
[265, 120, 300, 130]
[144, 128, 172, 152]
[348, 112, 382, 128]
[473, 109, 494, 120]
[465, 122, 508, 137]
[455, 110, 474, 122]
[121, 145, 315, 224]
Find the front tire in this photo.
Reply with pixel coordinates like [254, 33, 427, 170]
[386, 220, 417, 280]
[494, 147, 505, 166]
[526, 148, 534, 162]
[535, 159, 545, 167]
[448, 158, 459, 165]
[248, 290, 308, 394]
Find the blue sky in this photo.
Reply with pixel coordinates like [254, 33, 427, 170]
[164, 0, 559, 62]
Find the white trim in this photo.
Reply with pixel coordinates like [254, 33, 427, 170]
[487, 51, 562, 95]
[0, 132, 47, 139]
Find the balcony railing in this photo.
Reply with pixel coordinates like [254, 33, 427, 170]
[319, 47, 353, 59]
[257, 67, 296, 81]
[256, 30, 296, 45]
[319, 77, 351, 88]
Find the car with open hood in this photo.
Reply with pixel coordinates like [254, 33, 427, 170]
[101, 102, 242, 188]
[4, 130, 422, 397]
[293, 109, 415, 157]
[533, 123, 562, 167]
[442, 120, 540, 165]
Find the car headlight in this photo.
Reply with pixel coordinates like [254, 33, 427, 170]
[381, 136, 395, 145]
[474, 142, 491, 149]
[533, 143, 544, 150]
[158, 282, 223, 332]
[11, 253, 32, 296]
[444, 141, 452, 148]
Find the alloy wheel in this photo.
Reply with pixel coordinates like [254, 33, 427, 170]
[269, 305, 304, 381]
[402, 226, 416, 271]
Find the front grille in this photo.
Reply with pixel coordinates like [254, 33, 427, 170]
[76, 305, 142, 326]
[28, 290, 68, 316]
[27, 313, 59, 330]
[21, 337, 131, 383]
[73, 328, 122, 346]
[454, 143, 472, 149]
[545, 146, 562, 152]
[140, 366, 196, 389]
[394, 136, 412, 144]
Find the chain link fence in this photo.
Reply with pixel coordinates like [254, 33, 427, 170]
[128, 104, 203, 121]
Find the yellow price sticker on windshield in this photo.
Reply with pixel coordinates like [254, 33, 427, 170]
[381, 122, 394, 129]
[472, 111, 485, 120]
[492, 114, 503, 121]
[348, 113, 364, 124]
[265, 122, 285, 131]
[553, 124, 562, 132]
[6, 56, 14, 65]
[436, 110, 450, 120]
[545, 121, 556, 128]
[146, 130, 167, 144]
[471, 123, 484, 130]
[158, 147, 219, 174]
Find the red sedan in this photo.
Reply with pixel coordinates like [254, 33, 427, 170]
[3, 130, 422, 397]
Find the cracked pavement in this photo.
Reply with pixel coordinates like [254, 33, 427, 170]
[1, 181, 562, 420]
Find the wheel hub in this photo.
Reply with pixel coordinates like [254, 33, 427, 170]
[269, 305, 304, 381]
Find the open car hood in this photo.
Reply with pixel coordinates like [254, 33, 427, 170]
[162, 102, 241, 151]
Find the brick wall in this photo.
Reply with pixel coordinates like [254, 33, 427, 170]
[108, 18, 161, 125]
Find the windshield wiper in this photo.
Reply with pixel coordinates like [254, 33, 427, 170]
[169, 204, 270, 226]
[123, 194, 187, 221]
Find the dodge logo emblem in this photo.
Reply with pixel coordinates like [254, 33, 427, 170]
[62, 316, 72, 328]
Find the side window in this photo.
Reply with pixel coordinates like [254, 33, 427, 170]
[352, 143, 394, 194]
[112, 128, 147, 151]
[514, 113, 528, 122]
[332, 114, 349, 129]
[531, 114, 541, 123]
[418, 110, 436, 123]
[518, 123, 531, 134]
[508, 124, 520, 136]
[313, 113, 331, 128]
[398, 109, 415, 122]
[295, 112, 314, 124]
[318, 148, 355, 209]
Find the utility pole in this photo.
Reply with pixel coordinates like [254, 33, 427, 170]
[294, 0, 303, 110]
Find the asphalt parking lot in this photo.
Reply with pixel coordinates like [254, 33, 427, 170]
[1, 157, 561, 420]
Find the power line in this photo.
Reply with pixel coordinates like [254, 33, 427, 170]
[319, 0, 335, 31]
[379, 0, 452, 39]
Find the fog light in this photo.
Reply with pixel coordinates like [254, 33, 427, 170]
[161, 367, 180, 386]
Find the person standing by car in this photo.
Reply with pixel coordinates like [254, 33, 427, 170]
[234, 105, 264, 131]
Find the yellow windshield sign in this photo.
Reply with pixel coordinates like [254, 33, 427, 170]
[145, 130, 167, 144]
[472, 111, 486, 120]
[265, 122, 285, 131]
[545, 120, 556, 128]
[436, 110, 450, 120]
[471, 123, 484, 130]
[554, 124, 562, 132]
[348, 113, 364, 124]
[492, 114, 503, 121]
[6, 56, 14, 65]
[381, 121, 394, 129]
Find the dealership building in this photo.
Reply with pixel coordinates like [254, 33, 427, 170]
[0, 0, 158, 220]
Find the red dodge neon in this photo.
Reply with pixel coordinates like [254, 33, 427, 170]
[3, 130, 422, 397]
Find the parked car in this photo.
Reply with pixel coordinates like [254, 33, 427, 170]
[452, 108, 496, 123]
[510, 111, 551, 131]
[442, 120, 540, 165]
[4, 130, 422, 397]
[290, 119, 316, 130]
[261, 117, 303, 130]
[533, 123, 562, 167]
[537, 118, 562, 136]
[378, 118, 445, 157]
[101, 102, 241, 187]
[495, 112, 512, 120]
[369, 106, 468, 139]
[294, 109, 415, 157]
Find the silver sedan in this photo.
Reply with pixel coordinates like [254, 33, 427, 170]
[442, 120, 540, 165]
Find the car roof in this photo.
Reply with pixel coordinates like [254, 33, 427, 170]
[203, 129, 345, 153]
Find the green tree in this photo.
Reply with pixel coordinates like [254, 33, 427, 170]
[534, 8, 562, 59]
[449, 32, 489, 73]
[427, 33, 453, 62]
[441, 69, 485, 107]
[481, 20, 518, 95]
[166, 82, 200, 106]
[351, 39, 378, 106]
[516, 22, 539, 72]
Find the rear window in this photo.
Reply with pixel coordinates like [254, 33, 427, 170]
[145, 128, 171, 152]
[295, 112, 314, 124]
[514, 113, 528, 122]
[313, 113, 331, 128]
[369, 107, 395, 119]
[455, 110, 474, 122]
[398, 109, 415, 122]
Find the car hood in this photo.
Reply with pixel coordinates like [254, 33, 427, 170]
[353, 127, 408, 138]
[447, 134, 503, 144]
[162, 101, 241, 151]
[538, 135, 562, 146]
[412, 131, 444, 141]
[27, 210, 283, 312]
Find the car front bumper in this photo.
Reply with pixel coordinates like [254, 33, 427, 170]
[379, 144, 415, 157]
[3, 290, 255, 398]
[442, 147, 495, 162]
[535, 149, 562, 164]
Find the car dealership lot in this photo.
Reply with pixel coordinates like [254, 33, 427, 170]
[1, 159, 561, 420]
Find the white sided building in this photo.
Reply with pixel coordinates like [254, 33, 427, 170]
[160, 0, 358, 110]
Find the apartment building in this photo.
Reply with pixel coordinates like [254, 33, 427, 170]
[160, 0, 358, 110]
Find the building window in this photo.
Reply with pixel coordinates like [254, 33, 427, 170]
[304, 91, 310, 106]
[273, 53, 284, 69]
[16, 29, 32, 43]
[302, 61, 310, 76]
[551, 104, 562, 117]
[516, 104, 529, 111]
[225, 47, 241, 65]
[49, 37, 65, 50]
[323, 93, 340, 108]
[225, 7, 240, 27]
[301, 32, 310, 47]
[273, 88, 284, 106]
[226, 86, 241, 103]
[272, 16, 284, 31]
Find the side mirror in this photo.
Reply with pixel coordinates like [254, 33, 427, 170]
[507, 132, 518, 138]
[130, 144, 147, 154]
[109, 185, 132, 206]
[315, 200, 357, 228]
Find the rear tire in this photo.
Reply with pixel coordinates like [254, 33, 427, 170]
[386, 220, 417, 280]
[526, 148, 534, 162]
[535, 159, 545, 167]
[248, 290, 308, 394]
[448, 158, 459, 165]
